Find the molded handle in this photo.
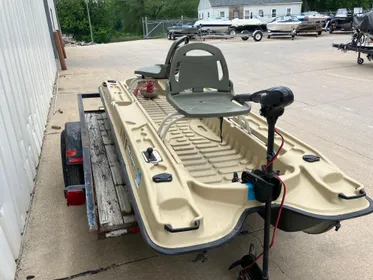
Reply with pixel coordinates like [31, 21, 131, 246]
[164, 220, 200, 233]
[338, 189, 366, 200]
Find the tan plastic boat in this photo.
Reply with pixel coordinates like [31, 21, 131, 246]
[97, 38, 372, 256]
[98, 77, 372, 254]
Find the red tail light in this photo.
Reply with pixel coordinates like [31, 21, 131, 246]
[66, 190, 86, 206]
[128, 226, 140, 233]
[69, 157, 83, 163]
[66, 149, 77, 157]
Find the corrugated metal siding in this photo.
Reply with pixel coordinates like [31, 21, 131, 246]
[0, 0, 57, 278]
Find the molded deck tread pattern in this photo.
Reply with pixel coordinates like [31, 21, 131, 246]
[138, 96, 248, 184]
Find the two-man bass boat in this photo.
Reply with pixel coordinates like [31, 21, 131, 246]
[267, 16, 301, 39]
[194, 18, 232, 34]
[333, 11, 373, 65]
[99, 37, 373, 279]
[167, 25, 199, 40]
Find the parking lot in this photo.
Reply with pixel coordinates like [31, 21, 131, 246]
[16, 34, 373, 280]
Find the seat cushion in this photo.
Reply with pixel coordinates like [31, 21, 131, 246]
[167, 92, 251, 118]
[134, 65, 166, 79]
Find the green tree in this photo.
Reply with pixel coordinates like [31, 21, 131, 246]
[56, 0, 117, 43]
[304, 0, 373, 12]
[56, 0, 91, 41]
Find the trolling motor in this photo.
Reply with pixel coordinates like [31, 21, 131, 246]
[230, 86, 294, 280]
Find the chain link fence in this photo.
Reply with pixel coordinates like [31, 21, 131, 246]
[142, 16, 198, 39]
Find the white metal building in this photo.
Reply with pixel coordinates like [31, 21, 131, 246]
[0, 1, 59, 279]
[198, 0, 303, 20]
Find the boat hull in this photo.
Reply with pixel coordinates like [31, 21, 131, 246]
[194, 19, 232, 34]
[167, 26, 198, 35]
[267, 22, 301, 32]
[296, 21, 323, 34]
[98, 79, 373, 255]
[331, 17, 353, 31]
[230, 24, 267, 33]
[199, 25, 231, 34]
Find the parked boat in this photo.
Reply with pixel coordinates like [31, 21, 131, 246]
[267, 16, 301, 32]
[167, 25, 199, 40]
[330, 8, 354, 33]
[297, 11, 329, 22]
[296, 18, 323, 36]
[353, 10, 373, 34]
[194, 18, 232, 34]
[229, 18, 267, 34]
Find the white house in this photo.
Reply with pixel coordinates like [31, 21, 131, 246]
[198, 0, 303, 20]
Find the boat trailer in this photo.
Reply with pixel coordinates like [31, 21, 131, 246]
[267, 29, 297, 40]
[332, 43, 373, 64]
[198, 29, 264, 42]
[61, 93, 139, 238]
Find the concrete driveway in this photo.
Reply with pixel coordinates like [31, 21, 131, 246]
[16, 34, 373, 280]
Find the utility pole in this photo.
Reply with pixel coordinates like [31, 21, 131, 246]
[85, 0, 94, 43]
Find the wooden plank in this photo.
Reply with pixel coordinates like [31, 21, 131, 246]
[123, 215, 136, 223]
[103, 117, 111, 131]
[85, 113, 124, 229]
[102, 131, 113, 145]
[115, 185, 133, 215]
[96, 113, 104, 120]
[97, 119, 105, 131]
[105, 145, 125, 186]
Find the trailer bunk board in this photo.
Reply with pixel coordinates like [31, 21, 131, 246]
[78, 93, 137, 238]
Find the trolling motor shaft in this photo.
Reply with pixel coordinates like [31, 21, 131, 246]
[231, 86, 294, 280]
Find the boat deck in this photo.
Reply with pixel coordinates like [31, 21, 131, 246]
[138, 96, 260, 185]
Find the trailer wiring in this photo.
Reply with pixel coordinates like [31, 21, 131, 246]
[240, 128, 287, 279]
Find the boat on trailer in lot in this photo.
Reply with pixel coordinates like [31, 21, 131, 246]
[194, 18, 232, 34]
[332, 11, 373, 64]
[167, 25, 199, 40]
[228, 18, 267, 41]
[329, 8, 354, 33]
[267, 16, 301, 39]
[61, 36, 373, 279]
[296, 18, 323, 37]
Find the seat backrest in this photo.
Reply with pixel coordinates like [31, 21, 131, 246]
[168, 43, 230, 94]
[160, 36, 189, 78]
[164, 36, 189, 66]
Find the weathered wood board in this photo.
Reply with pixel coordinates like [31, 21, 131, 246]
[86, 112, 133, 232]
[86, 113, 123, 229]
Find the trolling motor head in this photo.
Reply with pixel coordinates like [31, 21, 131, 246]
[232, 86, 294, 118]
